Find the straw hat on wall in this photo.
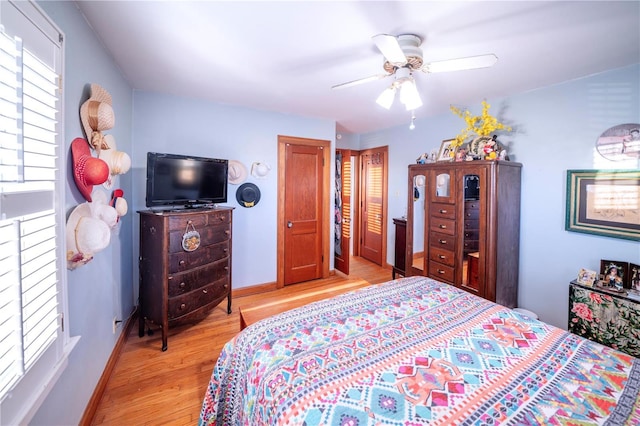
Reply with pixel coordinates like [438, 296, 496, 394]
[80, 83, 115, 153]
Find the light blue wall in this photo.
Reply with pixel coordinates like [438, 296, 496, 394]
[30, 1, 639, 424]
[32, 2, 134, 425]
[359, 64, 640, 329]
[131, 92, 335, 292]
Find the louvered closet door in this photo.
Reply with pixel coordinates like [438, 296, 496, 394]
[359, 147, 387, 266]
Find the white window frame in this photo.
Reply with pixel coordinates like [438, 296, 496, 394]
[0, 1, 77, 425]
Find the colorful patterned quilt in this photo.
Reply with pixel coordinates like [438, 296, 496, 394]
[199, 277, 640, 425]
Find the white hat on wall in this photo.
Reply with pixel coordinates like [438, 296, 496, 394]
[251, 161, 271, 179]
[228, 160, 248, 185]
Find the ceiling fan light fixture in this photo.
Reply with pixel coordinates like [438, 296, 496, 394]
[399, 78, 422, 110]
[376, 86, 396, 110]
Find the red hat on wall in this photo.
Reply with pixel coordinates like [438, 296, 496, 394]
[71, 137, 109, 202]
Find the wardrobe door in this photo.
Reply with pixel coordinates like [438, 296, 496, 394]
[459, 166, 487, 298]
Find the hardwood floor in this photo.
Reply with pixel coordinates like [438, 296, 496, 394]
[90, 257, 391, 425]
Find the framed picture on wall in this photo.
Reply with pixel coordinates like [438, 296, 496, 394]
[437, 139, 456, 162]
[565, 169, 640, 241]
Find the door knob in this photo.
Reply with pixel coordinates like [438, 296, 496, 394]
[287, 221, 293, 228]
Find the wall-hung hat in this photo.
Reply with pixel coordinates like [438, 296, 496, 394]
[99, 135, 131, 188]
[251, 161, 271, 179]
[236, 182, 261, 208]
[228, 160, 248, 185]
[72, 137, 109, 202]
[80, 83, 115, 153]
[66, 203, 111, 270]
[90, 189, 119, 228]
[110, 188, 128, 219]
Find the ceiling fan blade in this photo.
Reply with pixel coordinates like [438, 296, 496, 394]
[331, 73, 390, 90]
[372, 34, 407, 66]
[422, 54, 498, 73]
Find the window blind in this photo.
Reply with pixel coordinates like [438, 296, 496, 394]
[0, 31, 22, 183]
[0, 27, 60, 402]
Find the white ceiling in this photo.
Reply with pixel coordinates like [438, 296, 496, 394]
[75, 1, 640, 134]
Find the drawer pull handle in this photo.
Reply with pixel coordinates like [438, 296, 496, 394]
[223, 248, 228, 252]
[224, 266, 229, 271]
[179, 260, 185, 266]
[202, 289, 208, 294]
[224, 284, 228, 289]
[439, 209, 447, 214]
[224, 230, 230, 235]
[179, 282, 185, 288]
[437, 269, 446, 274]
[439, 224, 447, 229]
[439, 239, 447, 244]
[187, 220, 193, 225]
[180, 303, 186, 310]
[438, 254, 445, 259]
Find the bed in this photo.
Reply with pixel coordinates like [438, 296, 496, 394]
[199, 276, 640, 425]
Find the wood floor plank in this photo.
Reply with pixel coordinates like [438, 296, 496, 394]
[90, 257, 392, 425]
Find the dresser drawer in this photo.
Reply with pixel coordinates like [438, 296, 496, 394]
[464, 219, 479, 230]
[429, 260, 454, 283]
[430, 217, 455, 235]
[463, 229, 479, 241]
[463, 240, 479, 252]
[207, 209, 231, 225]
[168, 277, 230, 320]
[430, 231, 455, 251]
[429, 246, 455, 267]
[168, 213, 207, 232]
[169, 240, 230, 273]
[464, 200, 480, 211]
[168, 258, 230, 296]
[168, 223, 231, 253]
[430, 203, 455, 220]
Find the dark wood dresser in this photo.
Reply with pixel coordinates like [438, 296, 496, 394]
[138, 207, 233, 350]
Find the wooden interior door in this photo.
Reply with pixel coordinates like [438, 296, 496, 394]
[334, 149, 351, 275]
[283, 142, 324, 285]
[359, 147, 387, 266]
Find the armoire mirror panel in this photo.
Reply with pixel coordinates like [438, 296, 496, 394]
[409, 172, 426, 274]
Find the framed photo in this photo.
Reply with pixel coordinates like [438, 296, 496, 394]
[630, 263, 640, 291]
[437, 139, 456, 162]
[596, 123, 640, 161]
[576, 268, 597, 287]
[599, 259, 628, 288]
[565, 169, 640, 241]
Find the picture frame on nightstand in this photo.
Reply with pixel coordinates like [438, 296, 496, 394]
[576, 268, 597, 287]
[599, 259, 628, 289]
[630, 263, 640, 291]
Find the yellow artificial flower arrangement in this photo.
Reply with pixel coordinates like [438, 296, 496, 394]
[450, 100, 511, 150]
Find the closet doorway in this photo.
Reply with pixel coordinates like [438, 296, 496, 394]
[335, 145, 389, 272]
[358, 146, 388, 266]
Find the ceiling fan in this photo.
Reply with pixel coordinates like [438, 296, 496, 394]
[332, 34, 498, 110]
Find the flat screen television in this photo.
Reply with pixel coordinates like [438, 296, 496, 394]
[146, 152, 228, 208]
